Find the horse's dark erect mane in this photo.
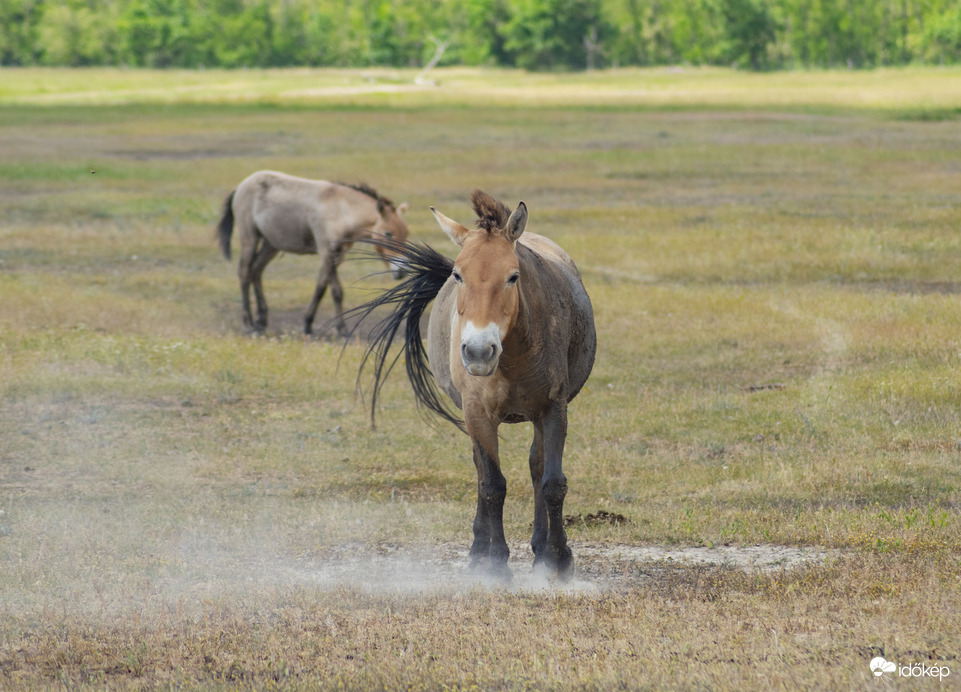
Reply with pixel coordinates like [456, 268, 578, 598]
[343, 238, 463, 429]
[471, 189, 511, 232]
[342, 182, 396, 213]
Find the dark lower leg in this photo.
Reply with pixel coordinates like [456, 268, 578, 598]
[241, 281, 254, 330]
[249, 242, 277, 332]
[304, 255, 333, 335]
[469, 487, 491, 568]
[472, 439, 510, 577]
[529, 428, 548, 562]
[252, 279, 268, 330]
[329, 269, 347, 336]
[541, 403, 573, 579]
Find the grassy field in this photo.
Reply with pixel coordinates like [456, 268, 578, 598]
[1, 66, 960, 689]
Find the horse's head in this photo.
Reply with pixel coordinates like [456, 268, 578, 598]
[430, 190, 527, 377]
[373, 199, 410, 278]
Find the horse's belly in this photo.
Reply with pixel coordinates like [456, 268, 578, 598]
[253, 201, 321, 255]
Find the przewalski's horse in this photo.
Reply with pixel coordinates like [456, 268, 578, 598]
[217, 170, 410, 336]
[348, 190, 596, 581]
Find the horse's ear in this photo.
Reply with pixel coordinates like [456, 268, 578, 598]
[505, 201, 527, 244]
[431, 206, 470, 247]
[397, 202, 409, 216]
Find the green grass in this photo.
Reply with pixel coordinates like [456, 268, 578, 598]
[1, 67, 960, 690]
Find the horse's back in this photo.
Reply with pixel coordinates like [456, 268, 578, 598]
[234, 171, 339, 254]
[517, 233, 576, 272]
[518, 233, 596, 402]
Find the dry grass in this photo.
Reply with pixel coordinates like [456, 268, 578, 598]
[1, 68, 961, 690]
[3, 65, 961, 114]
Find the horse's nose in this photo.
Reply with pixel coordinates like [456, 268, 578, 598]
[460, 322, 503, 376]
[460, 338, 501, 376]
[462, 342, 495, 362]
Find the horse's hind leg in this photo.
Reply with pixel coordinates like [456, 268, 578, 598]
[237, 237, 259, 332]
[537, 402, 573, 580]
[528, 425, 549, 565]
[250, 241, 279, 332]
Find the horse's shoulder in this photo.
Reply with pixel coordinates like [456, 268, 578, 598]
[518, 233, 577, 272]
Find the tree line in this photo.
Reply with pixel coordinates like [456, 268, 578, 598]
[2, 0, 960, 70]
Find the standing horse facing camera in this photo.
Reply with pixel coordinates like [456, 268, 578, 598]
[349, 191, 596, 581]
[218, 170, 410, 336]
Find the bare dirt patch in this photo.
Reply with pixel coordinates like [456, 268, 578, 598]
[210, 541, 835, 599]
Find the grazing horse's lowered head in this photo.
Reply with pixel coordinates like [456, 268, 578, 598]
[348, 183, 410, 279]
[346, 190, 597, 583]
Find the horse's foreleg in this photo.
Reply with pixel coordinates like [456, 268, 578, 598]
[469, 427, 510, 580]
[328, 252, 348, 336]
[304, 252, 334, 335]
[469, 476, 492, 568]
[540, 401, 573, 580]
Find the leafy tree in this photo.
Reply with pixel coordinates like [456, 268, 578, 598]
[118, 0, 207, 67]
[719, 0, 779, 69]
[458, 0, 514, 65]
[2, 0, 961, 71]
[924, 4, 961, 63]
[36, 0, 119, 65]
[671, 0, 726, 66]
[213, 1, 273, 67]
[503, 0, 611, 69]
[0, 0, 43, 64]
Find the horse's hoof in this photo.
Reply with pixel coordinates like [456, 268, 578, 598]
[551, 545, 574, 582]
[532, 547, 574, 583]
[488, 562, 513, 583]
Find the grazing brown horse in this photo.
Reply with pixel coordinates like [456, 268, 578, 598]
[348, 191, 596, 581]
[217, 170, 410, 336]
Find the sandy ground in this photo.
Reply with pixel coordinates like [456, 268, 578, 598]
[180, 541, 835, 599]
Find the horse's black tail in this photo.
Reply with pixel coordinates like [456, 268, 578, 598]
[341, 237, 464, 431]
[217, 190, 235, 260]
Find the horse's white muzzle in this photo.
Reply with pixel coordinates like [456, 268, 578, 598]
[460, 321, 503, 376]
[390, 258, 407, 280]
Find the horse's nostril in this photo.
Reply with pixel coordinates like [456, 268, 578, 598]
[462, 341, 497, 363]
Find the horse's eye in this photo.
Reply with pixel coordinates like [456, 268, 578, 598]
[385, 232, 393, 239]
[452, 269, 462, 283]
[507, 273, 519, 285]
